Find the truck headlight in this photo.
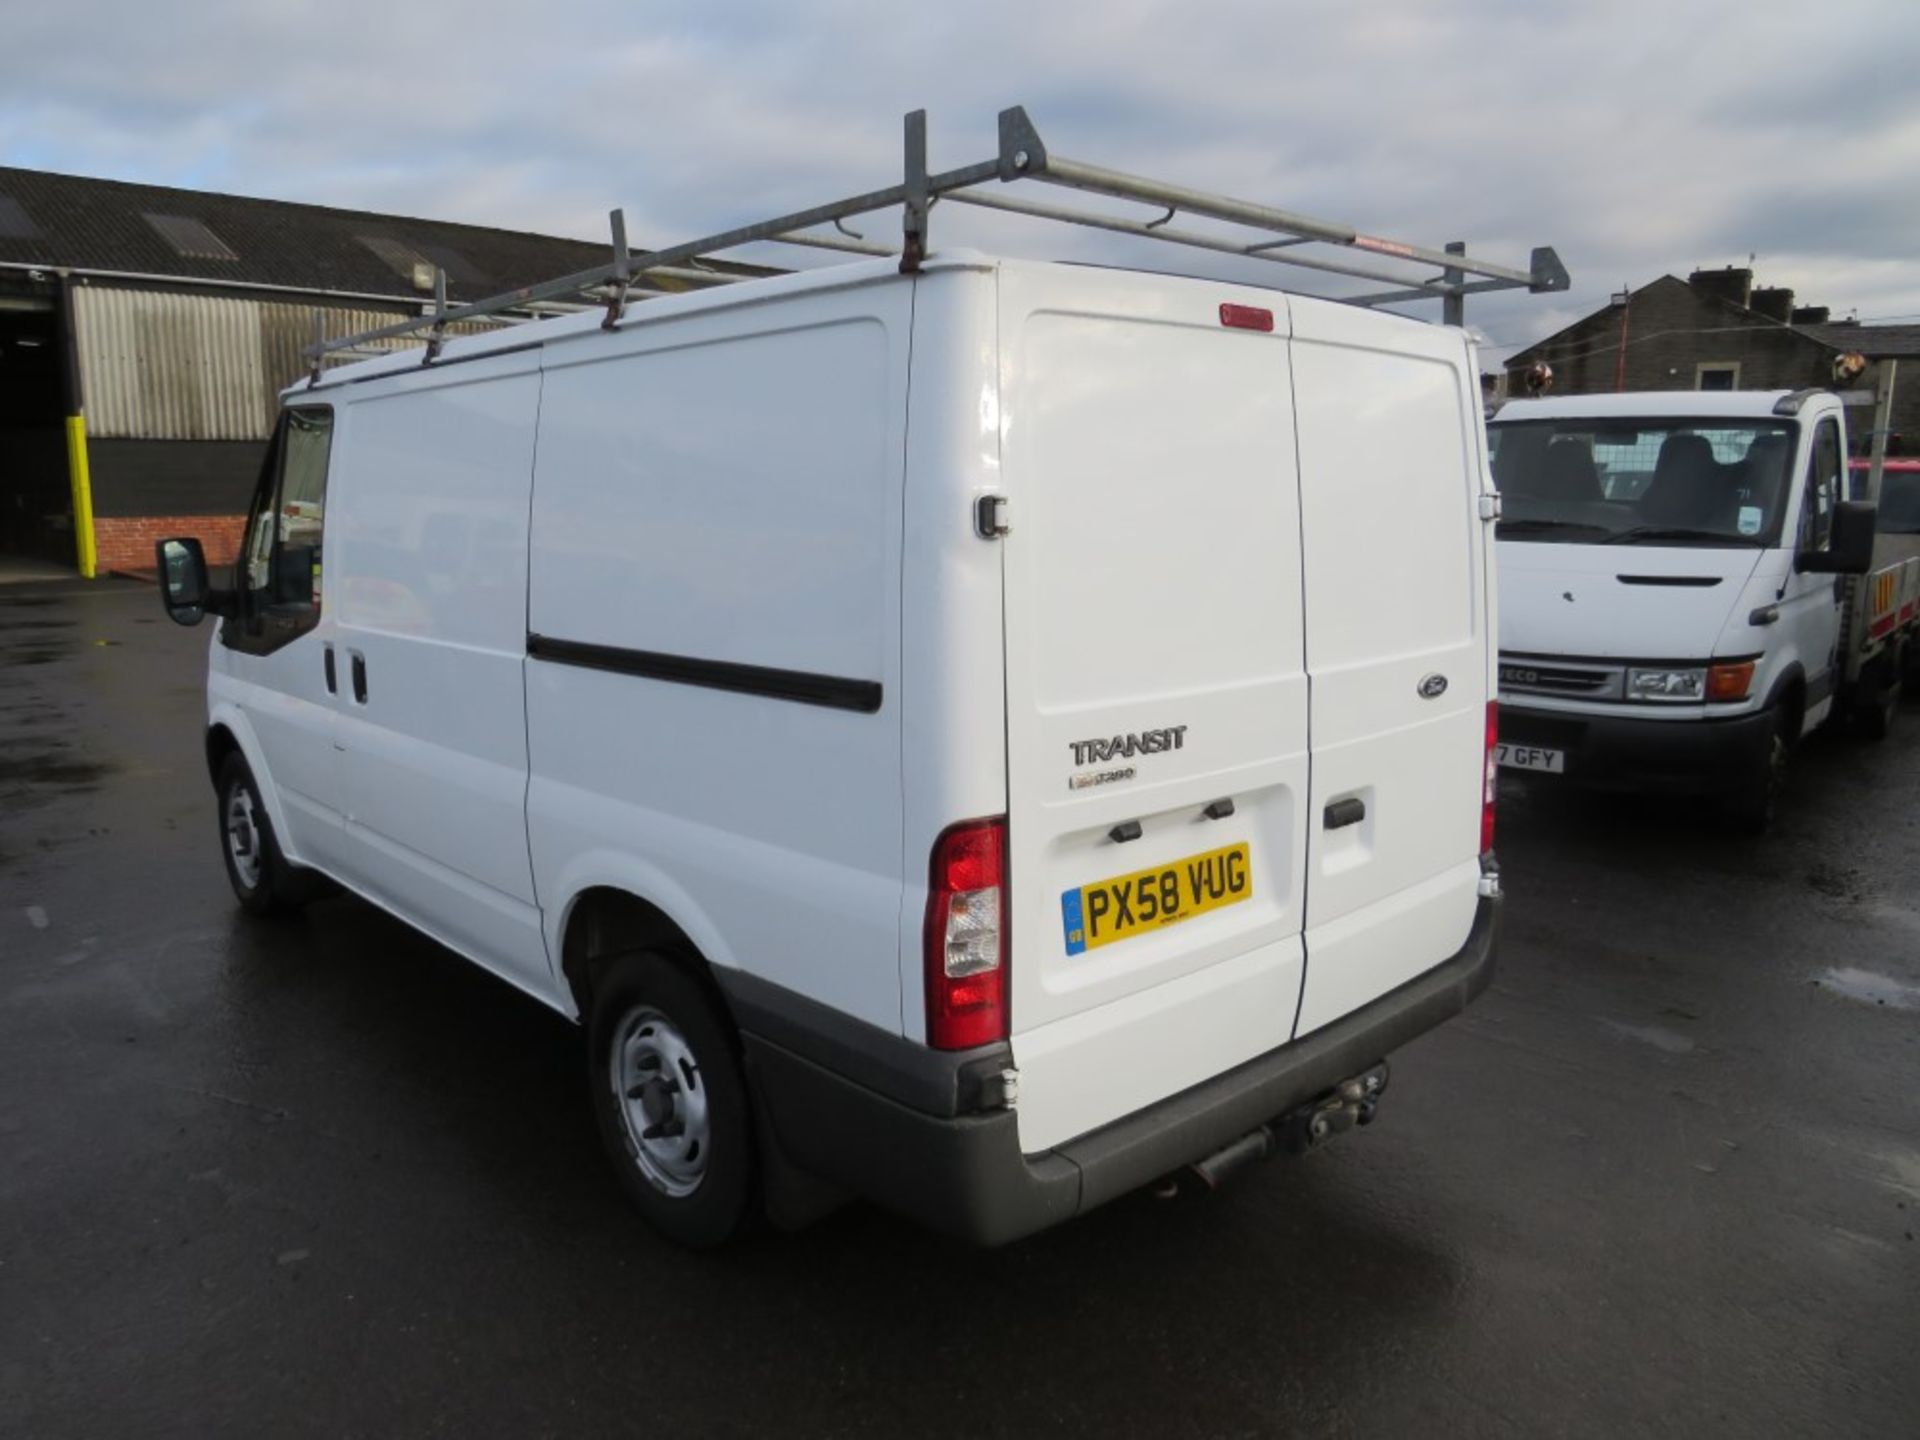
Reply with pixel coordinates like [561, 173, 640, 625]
[1627, 667, 1706, 701]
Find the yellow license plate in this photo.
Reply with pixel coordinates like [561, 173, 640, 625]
[1061, 841, 1251, 955]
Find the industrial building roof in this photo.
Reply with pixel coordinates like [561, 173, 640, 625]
[0, 165, 767, 302]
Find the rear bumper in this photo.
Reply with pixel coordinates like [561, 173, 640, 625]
[732, 893, 1499, 1246]
[1500, 702, 1773, 794]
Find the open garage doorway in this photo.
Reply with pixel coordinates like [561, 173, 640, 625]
[0, 292, 74, 567]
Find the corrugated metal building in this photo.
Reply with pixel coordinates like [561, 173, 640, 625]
[0, 167, 766, 573]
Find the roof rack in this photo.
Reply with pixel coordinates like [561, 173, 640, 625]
[306, 105, 1569, 381]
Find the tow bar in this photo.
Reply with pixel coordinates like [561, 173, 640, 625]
[1185, 1061, 1391, 1191]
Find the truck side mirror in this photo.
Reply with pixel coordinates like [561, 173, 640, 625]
[155, 537, 236, 625]
[1798, 500, 1876, 575]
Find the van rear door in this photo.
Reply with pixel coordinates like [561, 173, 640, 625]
[995, 266, 1312, 1153]
[1288, 299, 1489, 1035]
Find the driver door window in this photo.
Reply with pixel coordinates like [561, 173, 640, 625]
[1801, 418, 1840, 554]
[230, 407, 334, 652]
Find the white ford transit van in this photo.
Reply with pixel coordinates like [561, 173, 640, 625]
[154, 114, 1532, 1245]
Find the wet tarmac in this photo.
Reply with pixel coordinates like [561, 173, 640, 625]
[3, 578, 1917, 1437]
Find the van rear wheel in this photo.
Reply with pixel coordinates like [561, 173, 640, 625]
[587, 952, 754, 1248]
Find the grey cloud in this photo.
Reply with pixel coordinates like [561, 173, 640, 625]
[3, 0, 1916, 363]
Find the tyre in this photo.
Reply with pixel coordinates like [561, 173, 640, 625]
[1852, 649, 1900, 741]
[215, 752, 311, 915]
[1725, 707, 1789, 834]
[587, 951, 755, 1248]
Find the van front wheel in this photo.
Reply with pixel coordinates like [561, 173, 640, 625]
[588, 953, 754, 1248]
[216, 753, 307, 915]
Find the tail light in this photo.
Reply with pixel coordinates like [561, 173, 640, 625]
[1481, 701, 1499, 856]
[923, 817, 1008, 1050]
[1219, 303, 1275, 332]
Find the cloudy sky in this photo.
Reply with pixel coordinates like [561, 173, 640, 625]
[3, 0, 1917, 361]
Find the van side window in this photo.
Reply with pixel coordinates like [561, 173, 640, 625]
[231, 407, 333, 649]
[1801, 418, 1840, 552]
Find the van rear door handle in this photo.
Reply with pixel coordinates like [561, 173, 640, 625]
[350, 653, 368, 704]
[323, 645, 337, 694]
[1324, 797, 1366, 829]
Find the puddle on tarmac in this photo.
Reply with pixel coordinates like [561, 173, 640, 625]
[1815, 968, 1920, 1012]
[0, 753, 114, 788]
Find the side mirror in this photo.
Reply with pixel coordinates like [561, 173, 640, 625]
[1798, 501, 1876, 575]
[156, 537, 238, 625]
[157, 537, 209, 624]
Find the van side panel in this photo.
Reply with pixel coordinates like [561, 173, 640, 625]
[525, 286, 910, 1031]
[329, 355, 553, 1003]
[1288, 300, 1487, 1036]
[995, 264, 1312, 1153]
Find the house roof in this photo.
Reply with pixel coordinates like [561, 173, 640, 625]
[0, 165, 770, 303]
[1803, 323, 1920, 359]
[1508, 274, 1920, 368]
[1504, 275, 1701, 366]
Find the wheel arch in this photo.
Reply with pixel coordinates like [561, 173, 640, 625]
[555, 880, 739, 1029]
[202, 707, 303, 866]
[1760, 662, 1807, 737]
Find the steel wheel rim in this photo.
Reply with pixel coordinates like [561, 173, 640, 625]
[225, 784, 262, 891]
[611, 1005, 710, 1198]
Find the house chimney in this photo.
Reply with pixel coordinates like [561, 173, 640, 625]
[1688, 266, 1754, 308]
[1750, 287, 1794, 323]
[1791, 305, 1831, 325]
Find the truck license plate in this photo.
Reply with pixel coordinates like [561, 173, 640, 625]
[1061, 842, 1251, 956]
[1495, 743, 1565, 773]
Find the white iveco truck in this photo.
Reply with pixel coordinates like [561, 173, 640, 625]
[152, 107, 1570, 1246]
[1489, 388, 1917, 828]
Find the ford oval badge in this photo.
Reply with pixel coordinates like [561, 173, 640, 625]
[1417, 673, 1448, 699]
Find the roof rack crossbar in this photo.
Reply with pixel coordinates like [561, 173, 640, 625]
[946, 189, 1452, 295]
[771, 230, 895, 257]
[308, 104, 1567, 365]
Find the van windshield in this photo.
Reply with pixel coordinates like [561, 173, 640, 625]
[1489, 418, 1797, 546]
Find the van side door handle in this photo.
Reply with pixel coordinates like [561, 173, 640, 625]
[323, 644, 337, 695]
[350, 652, 368, 704]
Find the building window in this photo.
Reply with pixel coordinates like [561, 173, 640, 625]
[142, 212, 239, 261]
[1695, 362, 1740, 391]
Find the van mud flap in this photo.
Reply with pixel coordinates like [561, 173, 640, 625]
[1184, 1061, 1391, 1190]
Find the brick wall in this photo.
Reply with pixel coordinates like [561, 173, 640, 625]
[94, 513, 245, 575]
